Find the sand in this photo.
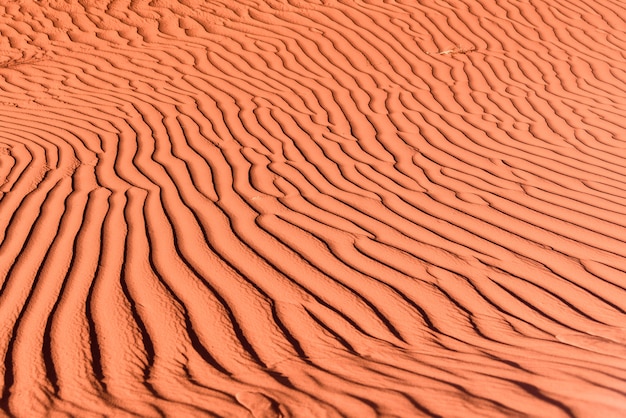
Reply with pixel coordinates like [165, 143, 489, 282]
[0, 0, 625, 416]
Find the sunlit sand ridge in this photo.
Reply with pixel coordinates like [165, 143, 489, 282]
[0, 0, 626, 416]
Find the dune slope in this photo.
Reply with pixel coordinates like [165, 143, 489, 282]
[1, 0, 626, 416]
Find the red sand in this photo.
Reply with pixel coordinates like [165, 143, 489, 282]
[1, 0, 626, 416]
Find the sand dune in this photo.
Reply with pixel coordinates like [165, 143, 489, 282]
[0, 0, 625, 416]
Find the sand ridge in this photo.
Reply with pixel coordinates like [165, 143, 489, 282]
[0, 0, 626, 416]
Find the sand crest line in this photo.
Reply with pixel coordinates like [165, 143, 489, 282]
[0, 0, 625, 416]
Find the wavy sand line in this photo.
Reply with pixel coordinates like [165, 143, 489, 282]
[1, 0, 626, 416]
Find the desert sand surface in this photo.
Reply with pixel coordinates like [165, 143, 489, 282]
[0, 0, 625, 416]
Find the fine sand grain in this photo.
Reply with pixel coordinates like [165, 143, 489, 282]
[1, 0, 626, 416]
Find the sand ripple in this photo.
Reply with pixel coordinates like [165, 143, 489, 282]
[1, 0, 626, 416]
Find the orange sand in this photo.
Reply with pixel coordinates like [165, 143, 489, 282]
[1, 0, 626, 416]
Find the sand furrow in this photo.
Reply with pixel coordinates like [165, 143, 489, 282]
[1, 0, 626, 416]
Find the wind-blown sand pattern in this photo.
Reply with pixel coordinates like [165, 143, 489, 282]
[0, 0, 625, 416]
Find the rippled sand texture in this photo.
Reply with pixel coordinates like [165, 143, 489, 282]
[1, 0, 626, 416]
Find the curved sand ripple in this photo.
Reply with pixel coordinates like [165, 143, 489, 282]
[1, 0, 626, 416]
